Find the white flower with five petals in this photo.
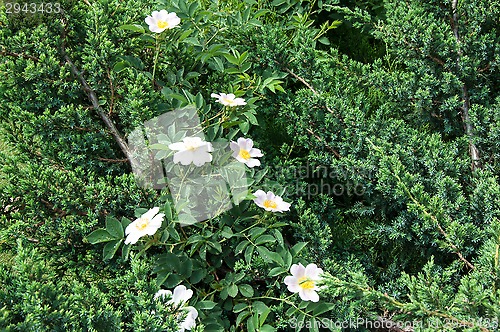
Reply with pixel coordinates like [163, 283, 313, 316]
[211, 93, 246, 107]
[124, 207, 164, 245]
[169, 136, 213, 166]
[145, 10, 181, 33]
[253, 190, 291, 212]
[155, 285, 198, 332]
[284, 263, 323, 302]
[230, 137, 263, 168]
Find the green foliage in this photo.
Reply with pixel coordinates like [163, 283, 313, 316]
[0, 241, 182, 331]
[1, 0, 500, 330]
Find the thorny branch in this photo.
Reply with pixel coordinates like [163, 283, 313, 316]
[59, 16, 138, 170]
[0, 47, 40, 62]
[284, 67, 335, 114]
[451, 0, 481, 171]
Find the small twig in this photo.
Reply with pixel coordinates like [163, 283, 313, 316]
[0, 48, 39, 62]
[64, 55, 138, 169]
[60, 16, 139, 170]
[401, 38, 445, 66]
[106, 68, 115, 116]
[451, 0, 481, 171]
[40, 198, 88, 217]
[97, 157, 128, 163]
[284, 68, 319, 94]
[306, 128, 341, 159]
[284, 68, 335, 114]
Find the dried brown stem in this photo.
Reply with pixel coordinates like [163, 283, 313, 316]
[306, 127, 341, 159]
[60, 16, 138, 170]
[451, 0, 481, 170]
[284, 68, 334, 114]
[0, 48, 39, 62]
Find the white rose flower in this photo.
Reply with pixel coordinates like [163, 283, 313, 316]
[284, 263, 323, 302]
[253, 190, 291, 212]
[124, 207, 164, 245]
[154, 285, 198, 332]
[211, 92, 246, 107]
[168, 136, 213, 166]
[145, 10, 181, 33]
[178, 306, 198, 332]
[230, 137, 263, 168]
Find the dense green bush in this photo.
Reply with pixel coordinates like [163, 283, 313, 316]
[1, 0, 499, 331]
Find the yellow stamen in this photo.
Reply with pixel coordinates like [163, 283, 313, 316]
[135, 217, 150, 231]
[298, 277, 315, 290]
[223, 98, 236, 106]
[263, 200, 278, 209]
[157, 20, 169, 29]
[238, 149, 251, 160]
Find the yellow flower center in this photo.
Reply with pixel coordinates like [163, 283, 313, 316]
[136, 217, 150, 231]
[157, 20, 169, 29]
[222, 97, 236, 106]
[263, 200, 278, 209]
[298, 277, 315, 290]
[238, 149, 251, 160]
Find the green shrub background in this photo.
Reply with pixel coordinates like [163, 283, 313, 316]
[1, 0, 499, 331]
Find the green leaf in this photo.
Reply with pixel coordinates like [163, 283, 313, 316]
[256, 246, 284, 265]
[236, 310, 250, 326]
[113, 61, 129, 73]
[268, 266, 286, 277]
[236, 240, 249, 254]
[259, 306, 271, 326]
[103, 239, 122, 260]
[244, 112, 259, 125]
[247, 314, 256, 332]
[188, 1, 199, 16]
[168, 225, 180, 241]
[190, 268, 206, 284]
[244, 245, 254, 264]
[249, 227, 267, 239]
[163, 201, 173, 221]
[195, 92, 204, 109]
[252, 301, 269, 315]
[318, 37, 330, 45]
[196, 300, 217, 310]
[291, 242, 308, 256]
[119, 24, 145, 33]
[223, 53, 239, 65]
[233, 303, 248, 313]
[105, 216, 124, 238]
[177, 213, 198, 225]
[307, 317, 320, 332]
[178, 257, 193, 277]
[239, 121, 250, 134]
[86, 229, 115, 244]
[213, 57, 224, 72]
[165, 274, 181, 288]
[121, 217, 132, 230]
[122, 244, 131, 260]
[311, 302, 335, 316]
[271, 0, 286, 6]
[260, 325, 276, 332]
[238, 284, 254, 297]
[255, 235, 275, 245]
[227, 284, 238, 297]
[208, 241, 222, 253]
